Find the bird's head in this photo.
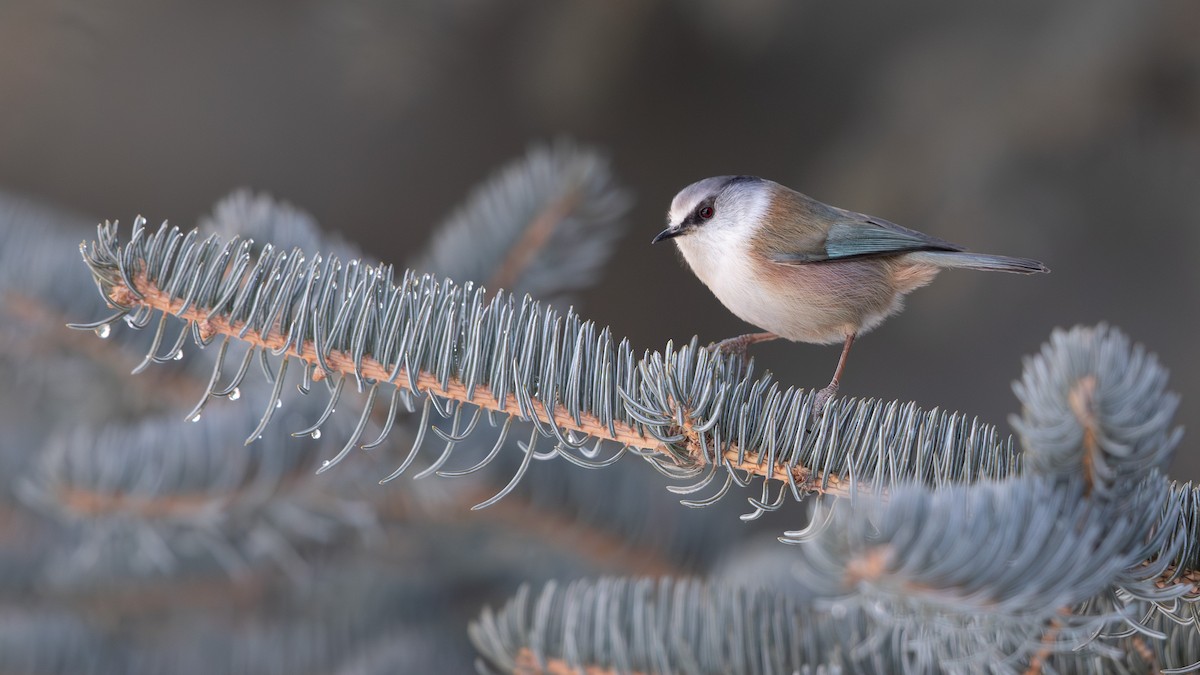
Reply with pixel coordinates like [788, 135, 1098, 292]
[653, 175, 768, 244]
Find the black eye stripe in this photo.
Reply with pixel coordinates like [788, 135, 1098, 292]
[679, 196, 718, 228]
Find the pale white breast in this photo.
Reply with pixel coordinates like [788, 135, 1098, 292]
[674, 222, 764, 321]
[671, 188, 791, 336]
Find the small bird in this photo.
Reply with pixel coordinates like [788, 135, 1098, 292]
[653, 175, 1048, 417]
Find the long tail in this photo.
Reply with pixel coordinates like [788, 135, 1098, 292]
[908, 250, 1049, 274]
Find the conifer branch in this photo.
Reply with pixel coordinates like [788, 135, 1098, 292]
[413, 141, 631, 307]
[97, 265, 834, 494]
[485, 185, 581, 296]
[1012, 323, 1179, 498]
[73, 221, 1021, 513]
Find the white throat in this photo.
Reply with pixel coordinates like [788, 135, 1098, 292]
[671, 185, 771, 321]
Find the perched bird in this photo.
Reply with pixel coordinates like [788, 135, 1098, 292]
[652, 175, 1048, 416]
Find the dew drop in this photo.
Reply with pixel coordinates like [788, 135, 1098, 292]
[173, 351, 183, 361]
[125, 316, 136, 328]
[95, 324, 111, 339]
[322, 459, 331, 467]
[311, 429, 322, 440]
[229, 388, 241, 401]
[276, 399, 283, 409]
[191, 413, 201, 423]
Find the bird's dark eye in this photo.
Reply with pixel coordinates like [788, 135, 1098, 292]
[698, 206, 715, 220]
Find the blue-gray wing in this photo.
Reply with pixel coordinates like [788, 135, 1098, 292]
[769, 213, 963, 264]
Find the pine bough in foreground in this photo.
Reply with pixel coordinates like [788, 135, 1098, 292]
[72, 217, 1199, 671]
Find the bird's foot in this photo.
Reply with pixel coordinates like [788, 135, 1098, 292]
[710, 334, 752, 356]
[709, 332, 777, 358]
[808, 380, 840, 430]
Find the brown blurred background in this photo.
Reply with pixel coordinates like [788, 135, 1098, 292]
[2, 0, 1198, 476]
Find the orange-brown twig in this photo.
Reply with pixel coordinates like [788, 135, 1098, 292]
[514, 648, 645, 675]
[487, 187, 583, 297]
[1068, 375, 1099, 496]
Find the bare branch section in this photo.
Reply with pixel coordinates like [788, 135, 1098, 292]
[1021, 620, 1062, 675]
[513, 648, 635, 675]
[56, 487, 226, 519]
[1068, 375, 1099, 495]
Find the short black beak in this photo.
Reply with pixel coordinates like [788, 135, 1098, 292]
[652, 227, 682, 244]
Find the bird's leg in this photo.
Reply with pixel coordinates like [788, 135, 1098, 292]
[811, 333, 856, 426]
[710, 331, 778, 357]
